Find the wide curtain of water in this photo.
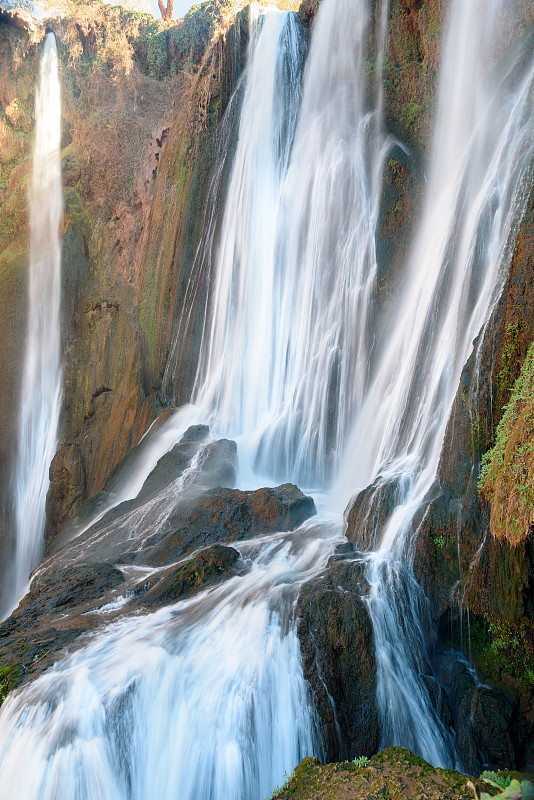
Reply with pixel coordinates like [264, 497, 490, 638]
[0, 0, 534, 795]
[0, 33, 62, 621]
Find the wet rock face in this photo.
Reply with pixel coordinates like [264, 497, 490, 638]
[298, 0, 321, 27]
[297, 557, 379, 762]
[134, 425, 213, 501]
[345, 477, 405, 552]
[46, 444, 88, 546]
[0, 563, 125, 691]
[437, 659, 519, 775]
[0, 425, 316, 697]
[141, 544, 240, 606]
[144, 483, 316, 566]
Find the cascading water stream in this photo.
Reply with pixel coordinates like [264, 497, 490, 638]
[1, 0, 534, 793]
[194, 0, 390, 488]
[0, 33, 62, 620]
[0, 12, 337, 799]
[0, 522, 341, 800]
[336, 0, 534, 766]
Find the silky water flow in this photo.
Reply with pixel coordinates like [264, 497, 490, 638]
[0, 33, 62, 621]
[1, 0, 534, 796]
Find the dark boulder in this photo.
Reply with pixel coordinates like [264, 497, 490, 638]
[135, 425, 212, 501]
[345, 477, 405, 552]
[143, 483, 316, 566]
[438, 658, 517, 774]
[140, 544, 240, 606]
[0, 563, 124, 694]
[297, 560, 379, 762]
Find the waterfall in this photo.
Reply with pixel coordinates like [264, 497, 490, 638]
[0, 524, 339, 800]
[0, 13, 335, 800]
[338, 0, 534, 766]
[1, 0, 534, 792]
[1, 33, 62, 619]
[195, 0, 389, 488]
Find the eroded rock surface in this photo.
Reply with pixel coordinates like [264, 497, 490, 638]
[271, 746, 503, 800]
[297, 556, 379, 762]
[0, 425, 316, 698]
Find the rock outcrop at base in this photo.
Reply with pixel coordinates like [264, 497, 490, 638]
[0, 425, 316, 700]
[297, 554, 379, 762]
[269, 746, 525, 800]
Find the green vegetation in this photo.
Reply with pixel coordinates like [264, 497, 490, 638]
[481, 771, 511, 789]
[353, 755, 370, 767]
[268, 770, 296, 799]
[496, 322, 525, 410]
[486, 618, 534, 686]
[479, 338, 534, 543]
[468, 614, 534, 688]
[0, 664, 18, 706]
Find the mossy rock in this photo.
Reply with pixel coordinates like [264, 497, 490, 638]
[268, 746, 498, 799]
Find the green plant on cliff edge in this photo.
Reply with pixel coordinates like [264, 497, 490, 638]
[478, 337, 534, 543]
[0, 664, 18, 706]
[480, 771, 511, 790]
[353, 755, 370, 767]
[268, 770, 296, 799]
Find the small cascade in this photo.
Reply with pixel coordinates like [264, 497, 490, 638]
[338, 0, 534, 766]
[1, 33, 62, 619]
[0, 524, 338, 800]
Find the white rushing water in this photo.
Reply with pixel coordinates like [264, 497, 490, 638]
[195, 0, 389, 488]
[1, 33, 62, 619]
[338, 0, 534, 765]
[1, 0, 534, 794]
[0, 522, 340, 800]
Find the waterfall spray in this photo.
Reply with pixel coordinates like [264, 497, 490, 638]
[195, 0, 390, 488]
[3, 33, 62, 618]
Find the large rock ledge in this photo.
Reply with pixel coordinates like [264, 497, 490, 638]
[269, 746, 534, 800]
[0, 427, 317, 700]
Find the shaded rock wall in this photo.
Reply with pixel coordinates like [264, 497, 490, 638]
[297, 556, 379, 762]
[411, 174, 534, 768]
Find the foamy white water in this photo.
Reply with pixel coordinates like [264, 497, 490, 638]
[195, 0, 390, 488]
[1, 33, 62, 620]
[0, 522, 341, 800]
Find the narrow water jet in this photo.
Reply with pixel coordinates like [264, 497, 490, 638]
[1, 33, 62, 619]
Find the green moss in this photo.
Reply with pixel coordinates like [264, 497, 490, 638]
[401, 100, 422, 137]
[487, 618, 534, 686]
[466, 613, 534, 688]
[496, 322, 524, 409]
[268, 770, 297, 799]
[479, 338, 534, 542]
[0, 664, 18, 706]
